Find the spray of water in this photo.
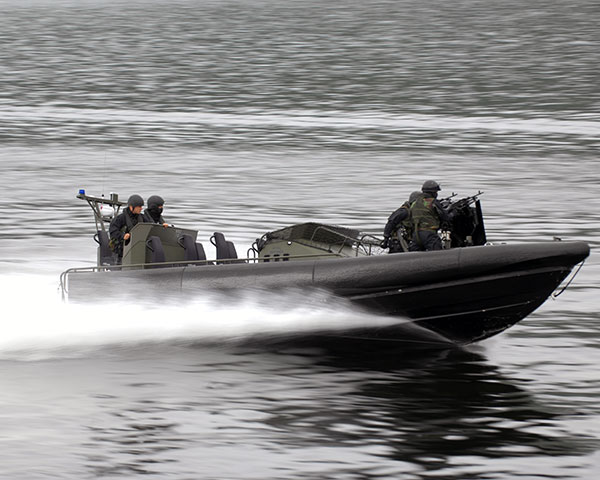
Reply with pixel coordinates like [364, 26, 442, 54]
[1, 273, 423, 361]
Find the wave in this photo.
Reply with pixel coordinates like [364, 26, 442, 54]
[1, 105, 598, 136]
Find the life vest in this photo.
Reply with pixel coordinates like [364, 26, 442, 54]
[410, 193, 441, 231]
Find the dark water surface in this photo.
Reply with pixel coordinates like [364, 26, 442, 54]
[0, 0, 599, 478]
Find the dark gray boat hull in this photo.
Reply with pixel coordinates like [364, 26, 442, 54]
[64, 241, 589, 344]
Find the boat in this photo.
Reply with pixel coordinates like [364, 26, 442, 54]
[60, 190, 589, 345]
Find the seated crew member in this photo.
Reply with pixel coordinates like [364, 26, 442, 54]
[143, 195, 169, 227]
[408, 180, 449, 252]
[109, 194, 145, 260]
[382, 191, 421, 253]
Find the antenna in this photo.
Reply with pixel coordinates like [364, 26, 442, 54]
[101, 152, 107, 197]
[99, 153, 109, 219]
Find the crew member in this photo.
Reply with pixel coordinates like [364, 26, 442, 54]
[382, 191, 421, 253]
[109, 194, 145, 260]
[143, 195, 169, 227]
[408, 180, 449, 251]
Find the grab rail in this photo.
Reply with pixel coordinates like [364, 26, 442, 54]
[59, 251, 344, 295]
[309, 225, 382, 256]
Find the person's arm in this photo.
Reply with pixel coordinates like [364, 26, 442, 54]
[109, 214, 126, 242]
[383, 208, 408, 237]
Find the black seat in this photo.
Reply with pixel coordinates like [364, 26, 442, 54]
[179, 234, 207, 265]
[180, 234, 198, 261]
[227, 241, 238, 260]
[146, 236, 166, 265]
[94, 230, 115, 265]
[195, 242, 207, 262]
[211, 232, 238, 264]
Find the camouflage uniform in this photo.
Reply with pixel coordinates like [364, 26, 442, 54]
[408, 193, 448, 251]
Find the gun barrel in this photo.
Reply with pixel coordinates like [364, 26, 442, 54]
[447, 191, 484, 210]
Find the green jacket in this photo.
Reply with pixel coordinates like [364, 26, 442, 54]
[410, 193, 443, 231]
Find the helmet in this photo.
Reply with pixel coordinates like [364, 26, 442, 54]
[408, 191, 421, 204]
[127, 194, 144, 208]
[421, 180, 441, 192]
[147, 195, 164, 209]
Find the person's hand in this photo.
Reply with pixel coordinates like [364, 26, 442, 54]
[162, 223, 169, 228]
[124, 233, 131, 241]
[381, 237, 389, 249]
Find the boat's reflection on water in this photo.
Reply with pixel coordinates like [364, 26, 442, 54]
[306, 347, 597, 468]
[79, 332, 599, 478]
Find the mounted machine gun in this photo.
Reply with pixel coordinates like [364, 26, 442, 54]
[442, 191, 486, 248]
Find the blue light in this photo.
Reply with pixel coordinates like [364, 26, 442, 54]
[79, 189, 85, 195]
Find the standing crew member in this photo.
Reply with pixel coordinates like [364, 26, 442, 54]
[143, 195, 169, 227]
[408, 180, 449, 251]
[109, 194, 145, 260]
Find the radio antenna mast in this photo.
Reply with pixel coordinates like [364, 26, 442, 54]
[101, 152, 107, 197]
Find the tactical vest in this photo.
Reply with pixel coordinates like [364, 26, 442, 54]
[410, 194, 441, 231]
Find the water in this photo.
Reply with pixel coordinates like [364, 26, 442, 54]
[0, 0, 599, 478]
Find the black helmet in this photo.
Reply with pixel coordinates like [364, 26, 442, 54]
[127, 194, 144, 208]
[147, 195, 164, 209]
[421, 180, 441, 192]
[408, 191, 421, 204]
